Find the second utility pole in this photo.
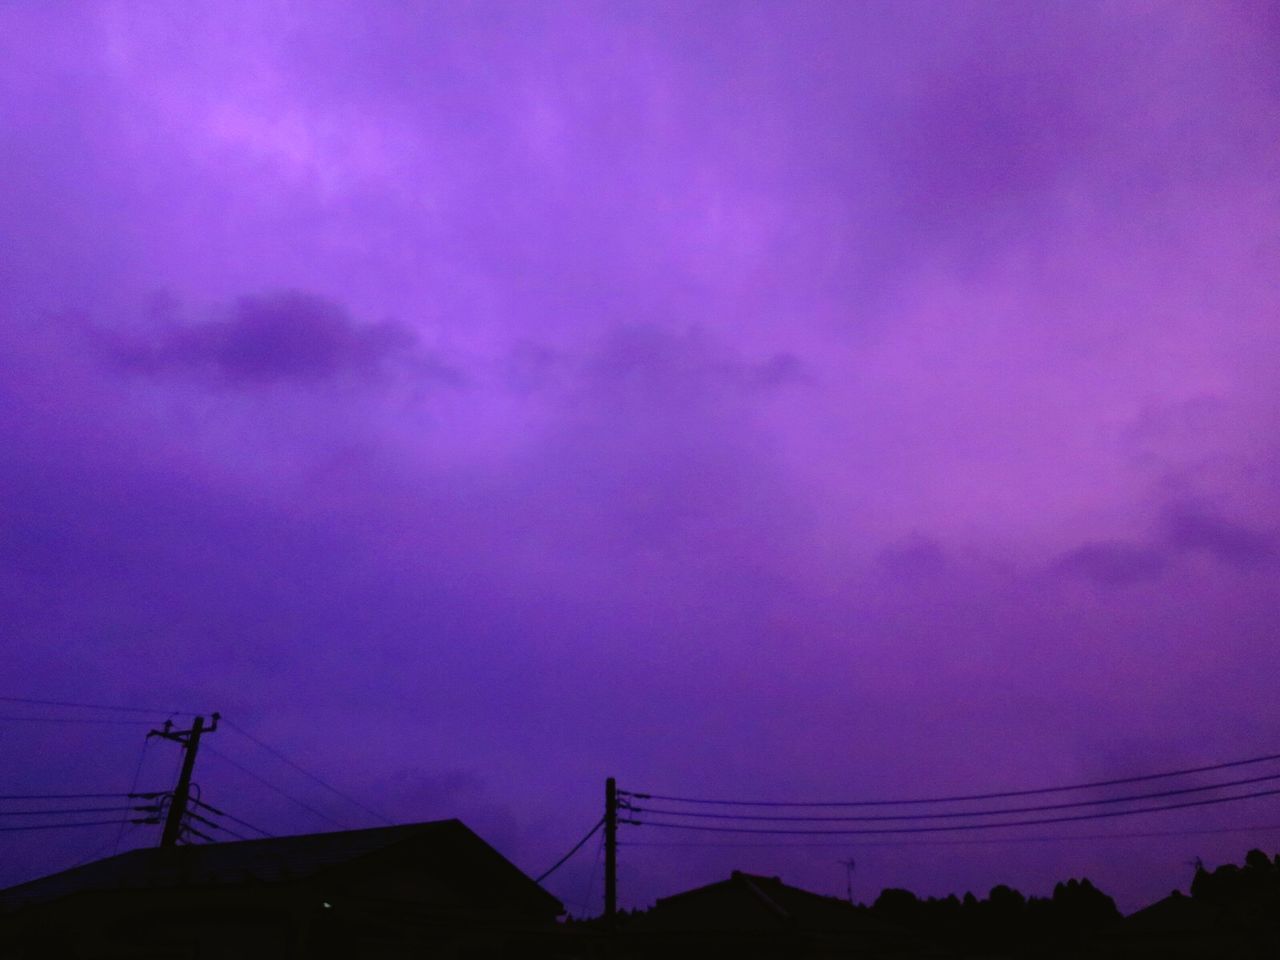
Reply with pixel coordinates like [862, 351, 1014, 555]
[150, 712, 219, 847]
[604, 776, 617, 926]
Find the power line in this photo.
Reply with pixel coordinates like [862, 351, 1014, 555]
[622, 749, 1280, 808]
[579, 834, 605, 918]
[181, 822, 215, 844]
[191, 798, 273, 838]
[207, 821, 250, 842]
[628, 771, 1280, 823]
[186, 808, 250, 841]
[221, 718, 394, 825]
[0, 819, 152, 833]
[201, 818, 250, 842]
[115, 736, 152, 855]
[0, 695, 187, 716]
[536, 818, 605, 883]
[0, 806, 143, 816]
[0, 792, 141, 800]
[626, 785, 1280, 835]
[620, 821, 1280, 848]
[0, 715, 157, 726]
[203, 742, 350, 829]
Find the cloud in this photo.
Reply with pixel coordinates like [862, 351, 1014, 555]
[581, 324, 810, 401]
[1052, 541, 1169, 586]
[1165, 504, 1278, 568]
[105, 291, 458, 389]
[1, 0, 1279, 914]
[1052, 503, 1279, 585]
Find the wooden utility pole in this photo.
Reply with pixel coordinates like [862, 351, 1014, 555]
[150, 712, 219, 847]
[604, 776, 617, 926]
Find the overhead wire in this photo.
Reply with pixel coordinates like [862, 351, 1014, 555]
[626, 785, 1280, 835]
[1, 819, 150, 832]
[620, 821, 1280, 848]
[114, 736, 152, 854]
[628, 771, 1280, 822]
[0, 715, 157, 726]
[0, 792, 143, 800]
[203, 742, 350, 829]
[186, 808, 249, 841]
[535, 817, 605, 883]
[0, 695, 188, 716]
[221, 718, 395, 825]
[579, 834, 605, 918]
[0, 806, 142, 816]
[622, 748, 1280, 808]
[181, 822, 215, 843]
[190, 797, 273, 838]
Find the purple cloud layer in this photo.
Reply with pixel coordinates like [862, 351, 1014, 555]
[2, 1, 1279, 912]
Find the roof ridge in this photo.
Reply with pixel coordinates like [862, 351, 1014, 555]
[737, 873, 791, 920]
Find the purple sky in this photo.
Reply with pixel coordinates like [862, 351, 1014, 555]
[3, 1, 1280, 914]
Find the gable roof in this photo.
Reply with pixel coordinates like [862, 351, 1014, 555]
[0, 819, 562, 918]
[1123, 891, 1220, 935]
[645, 870, 897, 935]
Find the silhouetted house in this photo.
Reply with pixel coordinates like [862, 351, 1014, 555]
[627, 870, 915, 958]
[0, 819, 563, 959]
[1124, 890, 1219, 937]
[1111, 858, 1280, 959]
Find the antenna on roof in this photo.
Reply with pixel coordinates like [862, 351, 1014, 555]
[838, 857, 856, 904]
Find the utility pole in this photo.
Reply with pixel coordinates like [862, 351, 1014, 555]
[604, 776, 617, 926]
[149, 712, 219, 848]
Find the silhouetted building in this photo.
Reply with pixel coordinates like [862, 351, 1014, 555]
[1109, 851, 1280, 959]
[0, 819, 563, 959]
[625, 870, 915, 958]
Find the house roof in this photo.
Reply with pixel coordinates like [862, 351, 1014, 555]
[644, 870, 898, 935]
[0, 819, 562, 918]
[1123, 891, 1220, 936]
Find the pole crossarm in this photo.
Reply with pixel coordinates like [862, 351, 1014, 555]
[149, 712, 219, 848]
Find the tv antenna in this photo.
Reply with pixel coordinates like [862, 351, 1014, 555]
[838, 857, 857, 904]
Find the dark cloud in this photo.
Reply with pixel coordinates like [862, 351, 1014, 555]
[1, 0, 1279, 917]
[1053, 505, 1279, 585]
[106, 291, 458, 388]
[582, 324, 809, 402]
[1166, 505, 1278, 568]
[1052, 541, 1169, 586]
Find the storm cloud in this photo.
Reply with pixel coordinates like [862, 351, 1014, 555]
[2, 0, 1279, 915]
